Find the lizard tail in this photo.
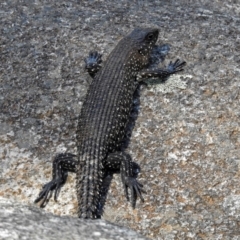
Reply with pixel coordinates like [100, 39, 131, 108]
[76, 153, 104, 219]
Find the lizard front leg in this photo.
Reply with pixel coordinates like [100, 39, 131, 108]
[137, 59, 186, 82]
[84, 51, 103, 78]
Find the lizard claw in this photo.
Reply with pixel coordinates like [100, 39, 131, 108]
[34, 179, 62, 208]
[123, 176, 146, 208]
[167, 59, 186, 74]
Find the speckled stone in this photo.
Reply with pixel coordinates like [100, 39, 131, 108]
[0, 197, 149, 240]
[0, 0, 240, 239]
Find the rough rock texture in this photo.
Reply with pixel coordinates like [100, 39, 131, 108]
[0, 197, 148, 240]
[0, 0, 240, 239]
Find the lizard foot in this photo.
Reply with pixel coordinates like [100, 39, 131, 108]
[122, 176, 146, 209]
[84, 51, 102, 76]
[167, 59, 186, 74]
[34, 178, 63, 208]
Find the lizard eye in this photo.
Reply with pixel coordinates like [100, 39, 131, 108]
[146, 33, 154, 41]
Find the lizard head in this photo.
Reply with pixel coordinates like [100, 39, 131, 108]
[128, 28, 159, 56]
[124, 28, 159, 70]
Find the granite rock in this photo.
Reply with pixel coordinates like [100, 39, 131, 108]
[0, 197, 148, 240]
[0, 0, 240, 239]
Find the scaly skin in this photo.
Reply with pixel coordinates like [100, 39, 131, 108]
[35, 28, 186, 219]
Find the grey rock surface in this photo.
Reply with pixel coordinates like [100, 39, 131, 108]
[0, 197, 148, 240]
[0, 0, 240, 239]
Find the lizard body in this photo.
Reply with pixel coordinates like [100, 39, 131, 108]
[35, 28, 186, 219]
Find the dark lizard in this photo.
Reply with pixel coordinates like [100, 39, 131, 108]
[34, 28, 186, 219]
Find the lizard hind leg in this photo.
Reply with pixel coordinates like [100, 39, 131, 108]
[104, 152, 146, 209]
[34, 153, 77, 208]
[92, 161, 141, 217]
